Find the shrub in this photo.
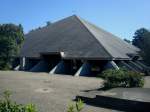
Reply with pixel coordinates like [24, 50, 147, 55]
[125, 71, 144, 87]
[67, 99, 84, 112]
[0, 90, 38, 112]
[100, 69, 144, 88]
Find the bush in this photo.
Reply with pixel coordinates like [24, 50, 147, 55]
[100, 69, 144, 88]
[0, 90, 38, 112]
[126, 71, 144, 87]
[67, 99, 84, 112]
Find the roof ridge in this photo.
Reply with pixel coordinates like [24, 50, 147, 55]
[74, 15, 113, 59]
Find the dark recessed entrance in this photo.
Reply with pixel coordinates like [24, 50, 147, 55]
[41, 53, 62, 72]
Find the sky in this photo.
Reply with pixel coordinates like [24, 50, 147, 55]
[0, 0, 149, 40]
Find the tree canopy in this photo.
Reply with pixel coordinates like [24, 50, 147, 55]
[132, 28, 150, 65]
[132, 28, 149, 48]
[46, 21, 51, 26]
[0, 24, 24, 70]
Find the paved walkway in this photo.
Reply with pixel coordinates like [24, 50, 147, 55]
[0, 71, 113, 112]
[144, 76, 150, 88]
[1, 71, 149, 112]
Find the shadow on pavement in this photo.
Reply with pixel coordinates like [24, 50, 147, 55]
[75, 95, 150, 112]
[81, 87, 111, 92]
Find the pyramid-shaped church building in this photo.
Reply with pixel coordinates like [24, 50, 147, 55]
[18, 15, 147, 76]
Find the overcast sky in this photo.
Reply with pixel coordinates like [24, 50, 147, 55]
[0, 0, 149, 40]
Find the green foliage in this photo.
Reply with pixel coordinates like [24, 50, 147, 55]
[0, 36, 16, 70]
[67, 104, 74, 112]
[100, 69, 144, 88]
[126, 71, 144, 87]
[132, 28, 149, 49]
[140, 32, 150, 65]
[46, 21, 51, 26]
[0, 90, 37, 112]
[67, 99, 84, 112]
[0, 24, 24, 70]
[25, 104, 37, 112]
[132, 28, 150, 66]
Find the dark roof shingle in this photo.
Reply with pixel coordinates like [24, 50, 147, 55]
[20, 15, 140, 60]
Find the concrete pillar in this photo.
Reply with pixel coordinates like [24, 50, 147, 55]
[49, 60, 66, 74]
[136, 61, 148, 69]
[128, 61, 143, 72]
[104, 61, 119, 70]
[20, 57, 26, 70]
[120, 61, 137, 71]
[130, 61, 143, 70]
[30, 60, 50, 72]
[74, 62, 91, 76]
[20, 57, 32, 71]
[14, 65, 20, 71]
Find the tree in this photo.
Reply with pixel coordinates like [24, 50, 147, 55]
[140, 31, 150, 65]
[0, 36, 15, 69]
[132, 28, 149, 48]
[0, 24, 24, 70]
[132, 28, 150, 65]
[46, 21, 51, 26]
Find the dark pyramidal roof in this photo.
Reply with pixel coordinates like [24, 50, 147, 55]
[20, 15, 140, 60]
